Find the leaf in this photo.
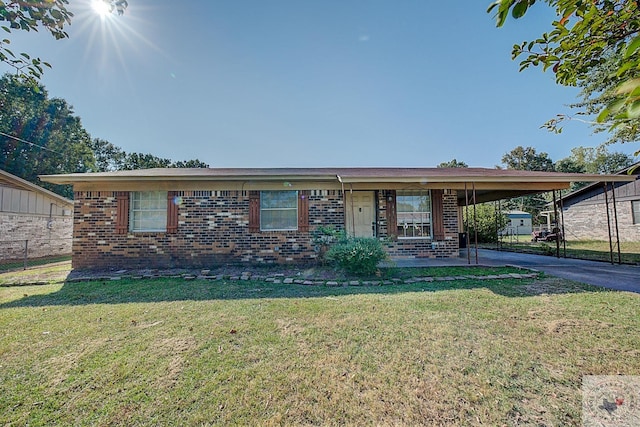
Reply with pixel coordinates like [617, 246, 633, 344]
[627, 100, 640, 119]
[615, 78, 640, 95]
[596, 107, 610, 123]
[624, 35, 640, 59]
[512, 1, 529, 19]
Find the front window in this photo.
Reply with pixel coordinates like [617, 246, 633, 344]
[397, 191, 432, 238]
[130, 191, 167, 232]
[260, 191, 298, 231]
[633, 200, 640, 225]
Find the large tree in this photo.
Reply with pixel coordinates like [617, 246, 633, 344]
[1, 74, 209, 197]
[0, 74, 94, 197]
[561, 145, 634, 174]
[554, 145, 634, 192]
[500, 146, 554, 224]
[501, 146, 555, 171]
[489, 0, 640, 152]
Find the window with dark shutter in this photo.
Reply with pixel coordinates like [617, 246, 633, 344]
[248, 191, 260, 233]
[167, 191, 179, 234]
[386, 190, 397, 238]
[298, 190, 309, 232]
[431, 189, 445, 240]
[115, 191, 129, 234]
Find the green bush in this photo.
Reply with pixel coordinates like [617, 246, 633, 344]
[311, 225, 348, 264]
[325, 237, 388, 276]
[463, 203, 509, 243]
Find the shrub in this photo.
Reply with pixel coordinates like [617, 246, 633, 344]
[463, 203, 509, 243]
[325, 237, 388, 276]
[311, 225, 348, 264]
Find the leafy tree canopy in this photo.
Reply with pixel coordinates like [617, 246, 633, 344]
[501, 146, 555, 171]
[0, 74, 93, 197]
[0, 74, 208, 198]
[489, 0, 640, 152]
[561, 145, 634, 174]
[437, 158, 469, 168]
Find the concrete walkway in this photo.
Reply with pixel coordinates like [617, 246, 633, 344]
[392, 249, 640, 294]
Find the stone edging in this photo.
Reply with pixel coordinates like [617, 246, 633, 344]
[62, 271, 540, 287]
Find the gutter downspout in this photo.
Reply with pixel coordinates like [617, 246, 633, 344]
[337, 175, 346, 235]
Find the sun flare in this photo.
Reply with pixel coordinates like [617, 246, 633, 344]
[91, 0, 112, 17]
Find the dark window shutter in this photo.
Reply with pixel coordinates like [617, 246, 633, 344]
[115, 191, 130, 234]
[432, 189, 445, 240]
[386, 190, 397, 238]
[248, 191, 260, 233]
[167, 191, 179, 234]
[298, 190, 309, 232]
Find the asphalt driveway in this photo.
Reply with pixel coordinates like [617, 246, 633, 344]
[393, 249, 640, 293]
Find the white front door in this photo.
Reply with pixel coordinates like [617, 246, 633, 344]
[345, 191, 375, 237]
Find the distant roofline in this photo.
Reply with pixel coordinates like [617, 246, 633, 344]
[1, 169, 73, 205]
[557, 161, 640, 202]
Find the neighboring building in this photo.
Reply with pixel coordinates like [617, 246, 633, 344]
[40, 167, 632, 270]
[502, 210, 533, 236]
[558, 163, 640, 242]
[0, 169, 73, 261]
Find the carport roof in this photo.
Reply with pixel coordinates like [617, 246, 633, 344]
[40, 167, 635, 204]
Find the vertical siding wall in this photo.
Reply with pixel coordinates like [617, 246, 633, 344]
[72, 190, 345, 269]
[0, 186, 73, 260]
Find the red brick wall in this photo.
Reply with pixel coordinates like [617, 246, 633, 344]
[72, 188, 460, 269]
[379, 191, 459, 259]
[72, 190, 345, 269]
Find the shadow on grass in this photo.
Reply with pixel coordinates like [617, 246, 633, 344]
[0, 274, 603, 309]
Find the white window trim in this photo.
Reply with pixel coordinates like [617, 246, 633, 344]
[397, 190, 433, 240]
[129, 191, 167, 233]
[260, 191, 298, 232]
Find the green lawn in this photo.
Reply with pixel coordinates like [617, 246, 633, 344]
[1, 273, 639, 425]
[494, 239, 640, 264]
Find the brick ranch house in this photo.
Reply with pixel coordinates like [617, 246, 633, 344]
[40, 167, 632, 270]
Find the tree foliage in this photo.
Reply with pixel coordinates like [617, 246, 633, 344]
[0, 0, 128, 78]
[0, 74, 208, 197]
[501, 146, 555, 171]
[499, 144, 633, 216]
[0, 0, 72, 78]
[562, 145, 634, 174]
[489, 0, 640, 151]
[437, 158, 469, 168]
[464, 203, 508, 243]
[0, 74, 93, 197]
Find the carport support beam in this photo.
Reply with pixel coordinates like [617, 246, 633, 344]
[465, 183, 470, 265]
[473, 182, 478, 265]
[552, 190, 560, 258]
[604, 182, 614, 265]
[611, 182, 622, 264]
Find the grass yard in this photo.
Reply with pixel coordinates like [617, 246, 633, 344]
[1, 271, 639, 425]
[494, 239, 640, 264]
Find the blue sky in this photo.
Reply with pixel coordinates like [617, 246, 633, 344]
[5, 0, 637, 168]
